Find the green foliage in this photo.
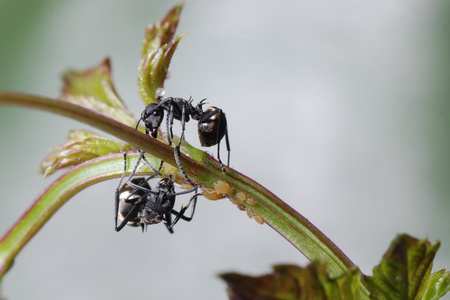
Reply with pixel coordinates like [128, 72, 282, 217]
[0, 3, 449, 300]
[221, 263, 362, 300]
[138, 3, 185, 105]
[364, 235, 450, 300]
[40, 130, 133, 176]
[221, 235, 450, 299]
[61, 58, 136, 127]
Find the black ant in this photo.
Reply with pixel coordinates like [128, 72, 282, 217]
[136, 92, 230, 185]
[114, 154, 198, 233]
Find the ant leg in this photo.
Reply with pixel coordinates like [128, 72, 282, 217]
[179, 102, 187, 143]
[167, 191, 199, 230]
[166, 103, 174, 146]
[174, 147, 194, 186]
[126, 151, 143, 181]
[174, 103, 195, 186]
[215, 109, 227, 172]
[135, 116, 142, 130]
[114, 153, 128, 229]
[225, 127, 231, 167]
[115, 182, 150, 232]
[115, 155, 149, 232]
[123, 149, 158, 185]
[216, 140, 225, 172]
[173, 192, 199, 222]
[115, 201, 142, 232]
[163, 213, 175, 234]
[125, 177, 154, 194]
[136, 148, 162, 175]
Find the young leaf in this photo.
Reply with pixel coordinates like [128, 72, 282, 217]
[220, 262, 363, 300]
[61, 58, 136, 127]
[423, 268, 450, 300]
[364, 234, 449, 299]
[138, 34, 185, 105]
[137, 3, 185, 105]
[40, 130, 134, 177]
[140, 2, 184, 60]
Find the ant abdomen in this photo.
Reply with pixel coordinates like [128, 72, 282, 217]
[198, 107, 227, 147]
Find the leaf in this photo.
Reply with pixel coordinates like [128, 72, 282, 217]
[40, 130, 134, 176]
[137, 3, 185, 105]
[61, 57, 136, 127]
[138, 33, 185, 105]
[220, 262, 363, 300]
[364, 234, 449, 300]
[423, 268, 450, 300]
[140, 2, 184, 60]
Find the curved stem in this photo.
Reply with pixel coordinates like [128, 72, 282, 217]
[0, 153, 151, 279]
[0, 92, 369, 297]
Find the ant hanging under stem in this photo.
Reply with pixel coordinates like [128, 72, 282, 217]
[114, 153, 199, 233]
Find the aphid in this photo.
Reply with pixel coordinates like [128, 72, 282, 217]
[213, 181, 232, 194]
[245, 207, 255, 219]
[115, 155, 198, 233]
[235, 192, 247, 202]
[245, 197, 256, 206]
[137, 94, 231, 184]
[229, 197, 240, 205]
[202, 187, 225, 201]
[237, 203, 246, 211]
[253, 214, 264, 225]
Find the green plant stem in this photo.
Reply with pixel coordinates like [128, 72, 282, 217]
[0, 153, 141, 279]
[0, 92, 370, 297]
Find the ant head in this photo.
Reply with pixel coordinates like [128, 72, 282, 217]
[142, 177, 176, 221]
[141, 103, 164, 138]
[155, 177, 175, 194]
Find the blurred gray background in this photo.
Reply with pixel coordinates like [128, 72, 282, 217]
[1, 0, 449, 299]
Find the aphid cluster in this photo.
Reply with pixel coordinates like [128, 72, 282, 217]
[115, 89, 230, 233]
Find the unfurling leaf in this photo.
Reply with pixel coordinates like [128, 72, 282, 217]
[423, 268, 450, 300]
[220, 262, 362, 300]
[40, 130, 133, 176]
[138, 35, 185, 105]
[61, 58, 136, 127]
[140, 2, 183, 60]
[364, 234, 450, 300]
[138, 3, 185, 105]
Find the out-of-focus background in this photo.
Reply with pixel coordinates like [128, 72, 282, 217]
[1, 1, 449, 299]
